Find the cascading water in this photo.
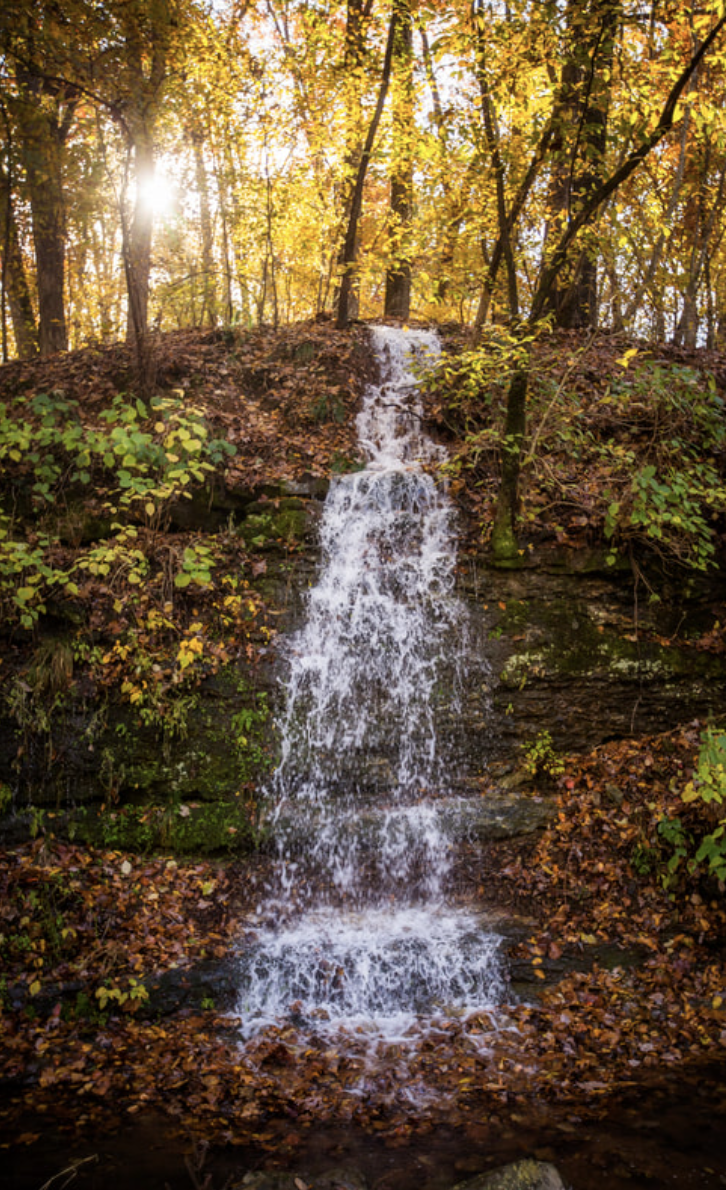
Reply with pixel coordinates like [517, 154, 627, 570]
[236, 325, 504, 1046]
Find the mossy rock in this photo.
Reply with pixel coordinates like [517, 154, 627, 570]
[239, 505, 310, 548]
[0, 661, 277, 809]
[454, 1160, 566, 1190]
[57, 798, 263, 855]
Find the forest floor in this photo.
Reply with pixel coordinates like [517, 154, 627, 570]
[1, 320, 726, 1187]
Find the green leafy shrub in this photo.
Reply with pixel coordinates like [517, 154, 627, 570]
[521, 729, 565, 782]
[657, 727, 726, 888]
[682, 726, 726, 807]
[656, 815, 691, 887]
[598, 365, 726, 570]
[0, 390, 236, 628]
[681, 726, 726, 883]
[605, 462, 723, 572]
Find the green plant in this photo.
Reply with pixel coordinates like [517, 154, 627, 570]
[63, 990, 105, 1025]
[94, 392, 235, 523]
[90, 799, 260, 855]
[655, 729, 726, 889]
[174, 542, 216, 589]
[29, 806, 46, 839]
[74, 527, 149, 589]
[421, 332, 533, 434]
[5, 668, 69, 780]
[521, 729, 565, 781]
[241, 512, 275, 548]
[97, 806, 158, 852]
[330, 452, 364, 473]
[682, 726, 726, 806]
[630, 842, 655, 876]
[95, 976, 149, 1013]
[0, 520, 78, 629]
[681, 725, 726, 883]
[0, 782, 12, 817]
[311, 391, 345, 423]
[657, 815, 691, 888]
[232, 693, 272, 781]
[0, 389, 235, 628]
[605, 463, 723, 571]
[597, 364, 726, 571]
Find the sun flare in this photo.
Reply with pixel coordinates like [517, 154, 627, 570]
[138, 169, 177, 218]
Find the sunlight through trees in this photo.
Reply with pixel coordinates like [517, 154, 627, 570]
[1, 0, 726, 357]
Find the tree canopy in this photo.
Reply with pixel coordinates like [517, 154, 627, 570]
[1, 0, 726, 359]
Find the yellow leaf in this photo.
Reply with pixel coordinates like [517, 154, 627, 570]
[615, 347, 639, 369]
[29, 980, 41, 996]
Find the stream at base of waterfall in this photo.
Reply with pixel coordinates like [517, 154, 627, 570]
[234, 326, 508, 1080]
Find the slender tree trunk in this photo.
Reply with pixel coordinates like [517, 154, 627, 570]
[491, 368, 528, 559]
[112, 2, 170, 379]
[337, 11, 398, 329]
[674, 156, 726, 347]
[623, 100, 691, 327]
[419, 19, 477, 306]
[20, 94, 70, 354]
[263, 158, 279, 329]
[0, 168, 37, 358]
[192, 127, 216, 328]
[213, 136, 235, 324]
[384, 0, 413, 320]
[602, 255, 624, 332]
[472, 115, 556, 338]
[540, 0, 619, 330]
[473, 2, 519, 321]
[125, 127, 155, 345]
[332, 0, 369, 319]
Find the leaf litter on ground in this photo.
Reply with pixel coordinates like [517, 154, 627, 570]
[2, 725, 726, 1149]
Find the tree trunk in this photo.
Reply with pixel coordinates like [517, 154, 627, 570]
[332, 0, 370, 319]
[622, 98, 692, 328]
[418, 19, 474, 308]
[125, 127, 154, 347]
[673, 155, 726, 347]
[540, 0, 619, 330]
[384, 0, 413, 320]
[491, 366, 528, 559]
[471, 115, 556, 339]
[192, 126, 216, 328]
[337, 10, 398, 329]
[472, 2, 519, 321]
[0, 168, 38, 358]
[20, 94, 69, 354]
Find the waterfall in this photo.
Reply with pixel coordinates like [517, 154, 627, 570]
[236, 325, 504, 1042]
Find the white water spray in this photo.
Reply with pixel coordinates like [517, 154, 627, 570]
[236, 325, 503, 1040]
